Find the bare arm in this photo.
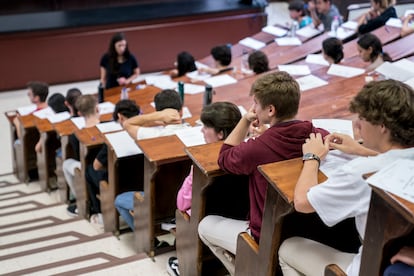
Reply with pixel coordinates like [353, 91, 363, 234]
[401, 14, 414, 37]
[294, 133, 330, 213]
[326, 133, 378, 156]
[391, 246, 414, 266]
[308, 1, 321, 28]
[223, 105, 257, 146]
[125, 67, 140, 85]
[123, 108, 181, 138]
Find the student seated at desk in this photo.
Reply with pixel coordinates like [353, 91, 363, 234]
[401, 14, 414, 37]
[322, 37, 343, 64]
[357, 33, 392, 72]
[63, 95, 101, 217]
[307, 0, 342, 31]
[384, 246, 414, 275]
[100, 32, 140, 89]
[197, 71, 329, 276]
[288, 0, 312, 28]
[167, 102, 242, 276]
[357, 0, 397, 34]
[248, 50, 270, 74]
[169, 51, 197, 78]
[115, 89, 190, 230]
[198, 44, 233, 75]
[278, 79, 414, 276]
[86, 99, 140, 224]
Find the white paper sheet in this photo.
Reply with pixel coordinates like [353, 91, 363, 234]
[181, 106, 192, 120]
[312, 118, 354, 138]
[305, 54, 330, 66]
[327, 64, 365, 78]
[98, 102, 115, 115]
[105, 130, 142, 158]
[71, 116, 86, 129]
[278, 65, 311, 75]
[375, 62, 414, 82]
[327, 27, 356, 40]
[262, 25, 288, 37]
[405, 77, 414, 89]
[47, 111, 71, 124]
[392, 59, 414, 75]
[96, 121, 123, 133]
[341, 21, 358, 30]
[182, 83, 205, 95]
[296, 25, 322, 38]
[386, 18, 402, 28]
[175, 126, 205, 147]
[17, 104, 37, 116]
[239, 37, 266, 50]
[295, 74, 328, 91]
[405, 9, 414, 17]
[204, 74, 237, 88]
[33, 107, 55, 119]
[367, 159, 414, 203]
[145, 75, 177, 89]
[238, 105, 247, 116]
[275, 37, 302, 46]
[186, 70, 212, 81]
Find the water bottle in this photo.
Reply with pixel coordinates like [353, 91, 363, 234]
[178, 81, 184, 103]
[203, 84, 213, 107]
[290, 20, 298, 37]
[331, 16, 340, 37]
[120, 87, 128, 100]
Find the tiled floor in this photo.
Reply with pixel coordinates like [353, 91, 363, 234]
[0, 3, 288, 275]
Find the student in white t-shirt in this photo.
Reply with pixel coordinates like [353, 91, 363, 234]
[278, 79, 414, 276]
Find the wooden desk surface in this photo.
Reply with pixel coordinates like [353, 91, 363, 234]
[18, 114, 36, 128]
[384, 31, 414, 61]
[185, 141, 224, 177]
[75, 126, 104, 147]
[136, 135, 188, 165]
[35, 118, 54, 133]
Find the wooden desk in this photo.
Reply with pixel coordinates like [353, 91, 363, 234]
[360, 186, 414, 275]
[384, 31, 414, 61]
[35, 118, 60, 192]
[134, 135, 192, 256]
[5, 111, 19, 179]
[74, 126, 105, 218]
[177, 142, 249, 275]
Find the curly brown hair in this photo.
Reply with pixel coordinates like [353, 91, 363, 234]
[350, 79, 414, 147]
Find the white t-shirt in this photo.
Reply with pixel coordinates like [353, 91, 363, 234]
[308, 147, 414, 276]
[137, 123, 190, 140]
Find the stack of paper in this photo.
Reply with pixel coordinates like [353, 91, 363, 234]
[275, 37, 302, 46]
[296, 25, 322, 38]
[327, 64, 365, 78]
[105, 130, 142, 158]
[239, 37, 266, 50]
[262, 25, 288, 37]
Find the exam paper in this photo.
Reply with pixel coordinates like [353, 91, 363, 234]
[327, 27, 356, 40]
[186, 70, 211, 81]
[17, 104, 37, 116]
[33, 107, 55, 119]
[278, 65, 311, 75]
[341, 21, 358, 30]
[175, 126, 205, 147]
[47, 111, 71, 124]
[182, 83, 205, 95]
[296, 25, 322, 38]
[98, 102, 115, 115]
[96, 121, 123, 133]
[312, 118, 354, 138]
[145, 75, 177, 90]
[105, 130, 142, 158]
[295, 74, 328, 91]
[386, 18, 402, 28]
[204, 74, 237, 88]
[275, 37, 302, 46]
[367, 159, 414, 203]
[375, 62, 414, 82]
[239, 37, 266, 50]
[327, 64, 365, 78]
[71, 116, 86, 129]
[305, 54, 329, 66]
[262, 25, 288, 37]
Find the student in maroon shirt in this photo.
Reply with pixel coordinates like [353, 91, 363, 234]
[198, 71, 329, 275]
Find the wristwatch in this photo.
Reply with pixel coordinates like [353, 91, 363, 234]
[302, 153, 321, 167]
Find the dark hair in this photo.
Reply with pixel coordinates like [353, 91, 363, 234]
[350, 79, 414, 147]
[248, 51, 269, 74]
[154, 89, 182, 112]
[250, 71, 300, 121]
[66, 88, 82, 117]
[177, 51, 197, 77]
[108, 32, 131, 75]
[211, 45, 232, 66]
[288, 0, 307, 16]
[48, 93, 69, 113]
[357, 33, 392, 63]
[27, 81, 49, 102]
[322, 37, 344, 64]
[113, 99, 140, 121]
[201, 102, 242, 139]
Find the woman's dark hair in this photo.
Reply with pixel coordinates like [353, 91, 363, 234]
[357, 33, 392, 63]
[211, 45, 232, 66]
[176, 51, 197, 77]
[108, 32, 131, 75]
[200, 102, 242, 139]
[113, 99, 140, 121]
[248, 51, 270, 74]
[65, 88, 82, 117]
[288, 0, 307, 16]
[48, 93, 69, 113]
[322, 37, 344, 64]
